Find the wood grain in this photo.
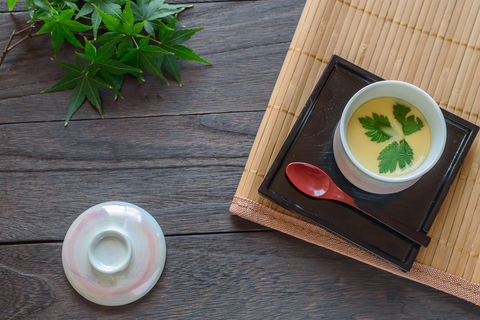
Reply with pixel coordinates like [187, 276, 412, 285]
[1, 232, 479, 319]
[0, 0, 302, 124]
[0, 113, 260, 167]
[0, 163, 266, 242]
[2, 0, 480, 316]
[0, 264, 56, 319]
[0, 112, 266, 242]
[0, 0, 260, 12]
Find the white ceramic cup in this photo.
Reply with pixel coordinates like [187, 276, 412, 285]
[333, 80, 447, 194]
[88, 228, 133, 274]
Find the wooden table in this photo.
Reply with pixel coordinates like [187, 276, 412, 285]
[1, 0, 480, 318]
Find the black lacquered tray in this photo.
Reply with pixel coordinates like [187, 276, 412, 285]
[259, 55, 479, 271]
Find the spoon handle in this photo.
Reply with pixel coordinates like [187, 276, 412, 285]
[329, 188, 430, 247]
[353, 202, 431, 247]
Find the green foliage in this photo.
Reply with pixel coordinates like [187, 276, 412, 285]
[358, 113, 392, 143]
[8, 0, 18, 11]
[38, 8, 92, 56]
[43, 55, 113, 120]
[358, 102, 425, 174]
[377, 139, 414, 174]
[130, 0, 188, 37]
[9, 0, 209, 125]
[393, 103, 424, 136]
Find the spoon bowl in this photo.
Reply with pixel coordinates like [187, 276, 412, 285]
[286, 161, 329, 197]
[286, 162, 356, 206]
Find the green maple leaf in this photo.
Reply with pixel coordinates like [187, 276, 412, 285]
[77, 38, 142, 98]
[89, 0, 124, 20]
[161, 43, 209, 64]
[24, 0, 50, 22]
[393, 103, 424, 136]
[93, 1, 146, 59]
[155, 16, 209, 84]
[43, 55, 112, 125]
[76, 3, 95, 19]
[163, 27, 205, 46]
[159, 16, 207, 61]
[94, 1, 145, 35]
[130, 0, 189, 36]
[93, 5, 208, 85]
[38, 8, 92, 56]
[9, 0, 209, 126]
[33, 0, 51, 11]
[120, 36, 172, 82]
[163, 55, 180, 84]
[358, 113, 392, 142]
[76, 0, 125, 38]
[8, 0, 18, 10]
[377, 140, 414, 173]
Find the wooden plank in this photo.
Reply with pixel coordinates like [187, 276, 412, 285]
[0, 163, 266, 242]
[0, 112, 266, 242]
[0, 112, 261, 169]
[1, 232, 479, 318]
[0, 0, 262, 13]
[0, 0, 304, 123]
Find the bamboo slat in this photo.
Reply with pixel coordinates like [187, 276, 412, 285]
[233, 0, 480, 300]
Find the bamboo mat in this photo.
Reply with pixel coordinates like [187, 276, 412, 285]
[230, 0, 480, 305]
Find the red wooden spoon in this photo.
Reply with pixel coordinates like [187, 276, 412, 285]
[285, 162, 430, 247]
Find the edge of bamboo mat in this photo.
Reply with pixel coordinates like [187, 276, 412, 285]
[231, 0, 480, 304]
[230, 196, 480, 306]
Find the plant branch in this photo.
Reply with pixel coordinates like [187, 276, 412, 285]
[0, 23, 46, 68]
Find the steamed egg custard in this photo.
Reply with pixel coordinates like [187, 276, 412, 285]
[347, 97, 431, 177]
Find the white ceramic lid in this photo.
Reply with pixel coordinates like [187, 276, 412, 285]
[62, 201, 166, 306]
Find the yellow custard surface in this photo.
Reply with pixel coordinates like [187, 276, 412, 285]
[346, 97, 431, 177]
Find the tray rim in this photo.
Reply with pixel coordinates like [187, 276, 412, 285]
[259, 55, 479, 272]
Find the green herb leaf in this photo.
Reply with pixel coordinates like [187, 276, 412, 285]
[358, 113, 392, 142]
[377, 140, 414, 173]
[393, 103, 424, 136]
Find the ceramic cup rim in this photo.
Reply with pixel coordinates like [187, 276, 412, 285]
[87, 227, 133, 274]
[338, 80, 447, 184]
